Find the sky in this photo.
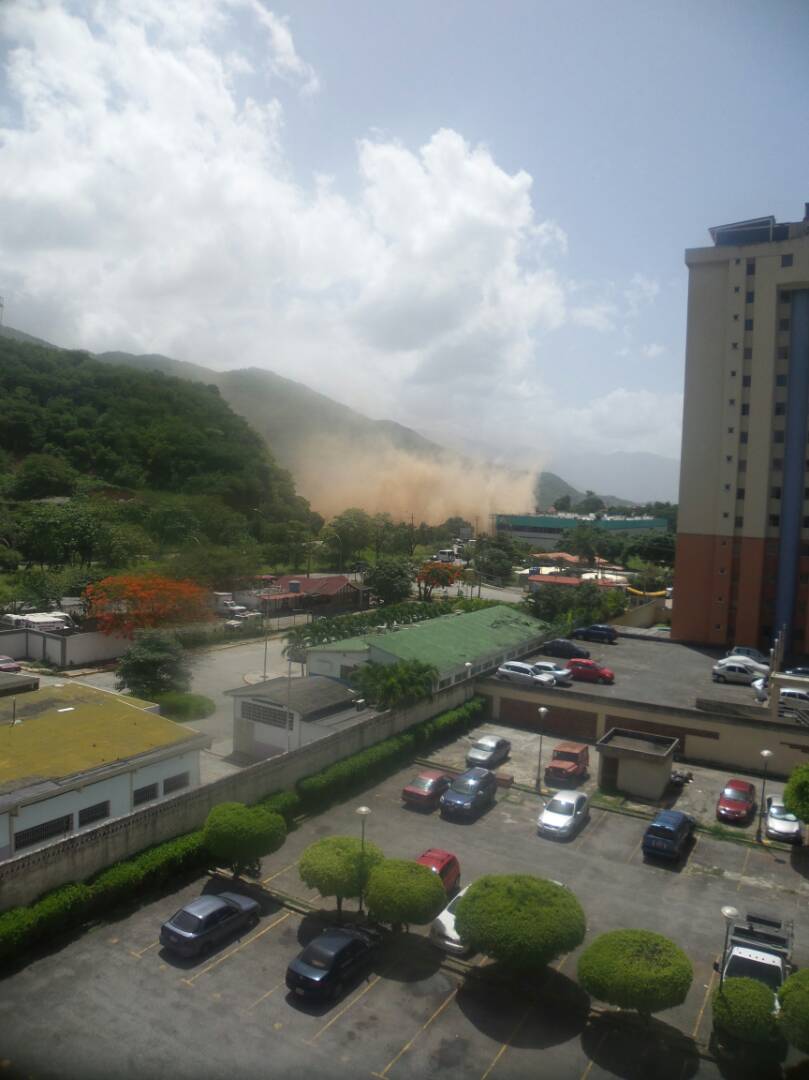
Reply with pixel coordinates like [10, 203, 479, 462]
[1, 0, 808, 474]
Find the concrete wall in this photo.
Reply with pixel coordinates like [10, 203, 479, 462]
[616, 755, 670, 800]
[0, 629, 130, 667]
[482, 678, 809, 778]
[613, 599, 667, 629]
[0, 683, 472, 912]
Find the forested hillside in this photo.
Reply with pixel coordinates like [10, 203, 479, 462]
[0, 337, 306, 520]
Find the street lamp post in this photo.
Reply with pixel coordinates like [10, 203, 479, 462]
[757, 749, 773, 841]
[356, 806, 372, 915]
[464, 661, 473, 686]
[720, 905, 740, 988]
[537, 706, 548, 794]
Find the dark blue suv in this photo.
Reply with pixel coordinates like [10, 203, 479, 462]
[642, 810, 696, 861]
[571, 624, 618, 644]
[439, 768, 497, 819]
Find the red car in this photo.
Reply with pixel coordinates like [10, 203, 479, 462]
[566, 658, 614, 685]
[401, 770, 453, 810]
[716, 778, 756, 824]
[0, 655, 21, 673]
[415, 849, 461, 894]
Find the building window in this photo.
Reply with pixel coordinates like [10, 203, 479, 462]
[743, 348, 752, 360]
[744, 319, 754, 331]
[163, 772, 190, 795]
[724, 483, 731, 492]
[745, 291, 754, 303]
[770, 515, 780, 527]
[801, 574, 809, 586]
[739, 460, 747, 471]
[727, 426, 735, 434]
[775, 403, 786, 416]
[776, 374, 787, 386]
[730, 369, 737, 377]
[14, 814, 73, 852]
[772, 487, 782, 499]
[805, 487, 809, 499]
[735, 516, 743, 528]
[722, 512, 729, 519]
[804, 518, 809, 529]
[242, 700, 288, 728]
[133, 783, 159, 806]
[742, 374, 751, 387]
[780, 319, 791, 332]
[774, 431, 785, 444]
[746, 259, 756, 275]
[741, 404, 749, 416]
[778, 347, 789, 360]
[736, 489, 745, 500]
[773, 458, 783, 470]
[782, 254, 794, 268]
[729, 398, 736, 406]
[782, 292, 791, 304]
[78, 801, 110, 827]
[725, 454, 733, 463]
[733, 314, 739, 322]
[740, 432, 749, 444]
[735, 259, 741, 266]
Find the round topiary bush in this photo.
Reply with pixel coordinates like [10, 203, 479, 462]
[454, 874, 586, 972]
[577, 929, 693, 1017]
[299, 836, 384, 915]
[366, 859, 447, 928]
[712, 977, 777, 1043]
[779, 968, 809, 1053]
[203, 802, 287, 878]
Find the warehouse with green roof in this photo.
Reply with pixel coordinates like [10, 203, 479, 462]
[306, 605, 547, 687]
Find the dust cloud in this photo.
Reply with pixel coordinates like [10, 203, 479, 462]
[290, 434, 538, 525]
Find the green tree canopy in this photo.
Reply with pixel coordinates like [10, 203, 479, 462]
[325, 509, 374, 568]
[364, 557, 414, 605]
[577, 929, 693, 1018]
[366, 859, 447, 929]
[115, 630, 192, 700]
[779, 968, 809, 1053]
[454, 875, 586, 972]
[712, 978, 778, 1044]
[298, 835, 385, 916]
[10, 453, 79, 499]
[350, 659, 437, 710]
[784, 765, 809, 824]
[203, 802, 287, 878]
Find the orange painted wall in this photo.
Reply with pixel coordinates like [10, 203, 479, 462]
[672, 533, 732, 645]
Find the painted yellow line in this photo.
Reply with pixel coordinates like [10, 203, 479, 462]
[579, 1030, 607, 1080]
[309, 973, 383, 1043]
[245, 979, 286, 1012]
[479, 1001, 532, 1080]
[183, 910, 293, 985]
[692, 963, 718, 1039]
[262, 860, 299, 886]
[626, 834, 645, 864]
[375, 986, 458, 1077]
[130, 940, 160, 959]
[736, 846, 752, 891]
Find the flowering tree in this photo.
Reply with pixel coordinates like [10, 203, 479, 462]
[415, 562, 461, 601]
[84, 573, 212, 637]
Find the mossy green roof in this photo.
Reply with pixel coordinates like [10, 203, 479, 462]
[0, 682, 197, 789]
[313, 605, 544, 675]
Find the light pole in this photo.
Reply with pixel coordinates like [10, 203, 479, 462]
[537, 706, 548, 794]
[356, 805, 372, 915]
[464, 661, 473, 687]
[757, 749, 773, 841]
[720, 905, 739, 988]
[286, 658, 293, 754]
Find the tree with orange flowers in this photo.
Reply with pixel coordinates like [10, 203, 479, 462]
[415, 562, 461, 601]
[84, 574, 212, 637]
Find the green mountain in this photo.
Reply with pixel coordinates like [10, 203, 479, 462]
[533, 471, 634, 510]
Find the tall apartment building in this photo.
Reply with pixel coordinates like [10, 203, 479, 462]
[672, 206, 809, 650]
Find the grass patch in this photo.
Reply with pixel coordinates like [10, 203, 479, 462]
[154, 692, 216, 722]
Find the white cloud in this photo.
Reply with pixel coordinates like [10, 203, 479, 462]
[570, 301, 619, 332]
[624, 272, 660, 316]
[641, 342, 666, 359]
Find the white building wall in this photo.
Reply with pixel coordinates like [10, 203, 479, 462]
[307, 648, 369, 677]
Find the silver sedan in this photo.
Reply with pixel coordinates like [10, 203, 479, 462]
[537, 792, 590, 839]
[466, 735, 511, 769]
[765, 796, 802, 844]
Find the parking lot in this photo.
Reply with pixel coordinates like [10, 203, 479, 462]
[4, 732, 809, 1080]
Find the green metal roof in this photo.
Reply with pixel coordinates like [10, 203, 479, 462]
[495, 514, 668, 532]
[307, 635, 371, 653]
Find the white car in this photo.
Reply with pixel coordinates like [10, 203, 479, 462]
[712, 661, 761, 685]
[765, 796, 802, 844]
[537, 792, 590, 839]
[529, 661, 573, 686]
[430, 885, 472, 956]
[718, 655, 769, 676]
[726, 645, 770, 665]
[779, 688, 809, 714]
[496, 661, 556, 688]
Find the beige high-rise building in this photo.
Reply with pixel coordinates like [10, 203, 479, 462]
[672, 206, 809, 651]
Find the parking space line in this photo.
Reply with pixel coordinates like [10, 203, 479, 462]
[129, 940, 160, 959]
[736, 846, 752, 891]
[309, 973, 384, 1043]
[576, 811, 609, 849]
[626, 834, 645, 864]
[691, 962, 718, 1039]
[262, 860, 298, 886]
[244, 979, 286, 1012]
[373, 986, 458, 1078]
[181, 910, 293, 985]
[579, 1032, 606, 1080]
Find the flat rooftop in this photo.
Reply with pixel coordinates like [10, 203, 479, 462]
[597, 727, 678, 758]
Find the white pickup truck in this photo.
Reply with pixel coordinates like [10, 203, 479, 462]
[721, 911, 794, 1005]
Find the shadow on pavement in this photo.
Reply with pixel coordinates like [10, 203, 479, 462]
[201, 873, 285, 918]
[580, 1012, 700, 1080]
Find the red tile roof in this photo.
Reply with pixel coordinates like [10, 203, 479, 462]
[527, 575, 619, 588]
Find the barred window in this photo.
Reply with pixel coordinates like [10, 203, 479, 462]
[133, 783, 158, 806]
[163, 772, 190, 795]
[78, 801, 110, 827]
[14, 814, 73, 852]
[242, 700, 288, 728]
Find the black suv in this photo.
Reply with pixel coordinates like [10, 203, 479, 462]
[439, 768, 497, 819]
[540, 638, 590, 660]
[571, 624, 618, 644]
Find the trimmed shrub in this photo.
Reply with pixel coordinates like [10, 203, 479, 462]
[779, 968, 809, 1053]
[299, 836, 385, 915]
[0, 906, 40, 964]
[154, 692, 216, 722]
[712, 978, 778, 1043]
[259, 790, 302, 824]
[203, 802, 287, 877]
[578, 929, 693, 1017]
[454, 874, 586, 972]
[366, 859, 447, 928]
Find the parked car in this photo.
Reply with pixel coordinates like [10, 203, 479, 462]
[716, 778, 757, 824]
[712, 661, 762, 685]
[779, 687, 809, 714]
[466, 735, 511, 769]
[430, 885, 472, 956]
[495, 661, 556, 688]
[530, 661, 573, 685]
[439, 768, 497, 819]
[718, 655, 769, 675]
[0, 655, 22, 673]
[567, 658, 614, 685]
[540, 638, 590, 660]
[401, 770, 453, 810]
[159, 892, 260, 957]
[765, 796, 802, 844]
[537, 791, 590, 839]
[544, 742, 589, 785]
[785, 667, 809, 678]
[726, 645, 769, 665]
[415, 849, 461, 894]
[571, 624, 618, 644]
[642, 810, 696, 861]
[285, 926, 380, 1001]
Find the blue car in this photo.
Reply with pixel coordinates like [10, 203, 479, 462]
[439, 768, 497, 819]
[642, 810, 696, 862]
